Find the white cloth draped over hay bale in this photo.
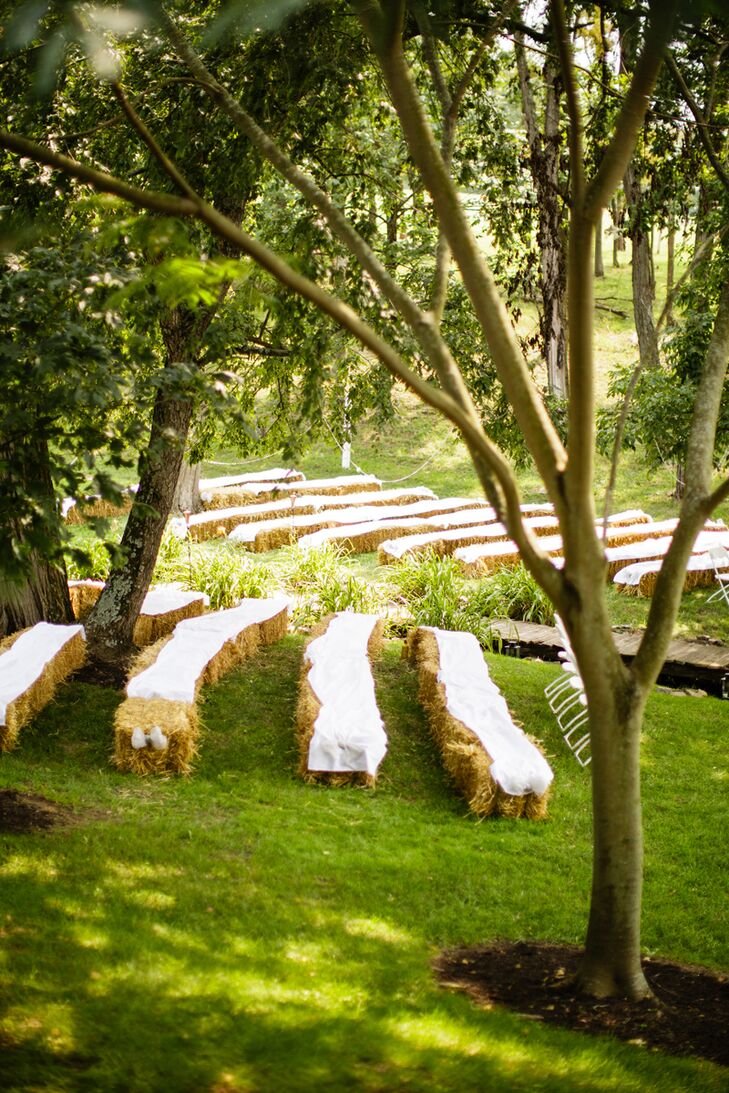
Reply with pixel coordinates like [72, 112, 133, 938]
[227, 498, 502, 553]
[614, 546, 729, 597]
[455, 534, 566, 577]
[68, 582, 208, 645]
[452, 514, 680, 578]
[199, 468, 305, 492]
[180, 487, 439, 542]
[377, 515, 562, 565]
[604, 529, 729, 581]
[296, 612, 386, 787]
[200, 473, 382, 510]
[114, 596, 290, 775]
[407, 627, 553, 819]
[0, 623, 86, 751]
[298, 517, 445, 555]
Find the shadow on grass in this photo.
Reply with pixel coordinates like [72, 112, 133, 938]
[0, 639, 726, 1092]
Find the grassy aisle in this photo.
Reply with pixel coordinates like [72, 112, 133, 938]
[1, 638, 727, 1091]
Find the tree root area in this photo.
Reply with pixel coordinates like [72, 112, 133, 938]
[72, 657, 130, 689]
[436, 940, 728, 1067]
[0, 790, 78, 834]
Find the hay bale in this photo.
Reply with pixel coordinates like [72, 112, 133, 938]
[296, 612, 386, 787]
[113, 597, 290, 775]
[199, 468, 305, 491]
[132, 588, 207, 646]
[202, 473, 382, 510]
[0, 623, 86, 751]
[298, 517, 442, 555]
[408, 627, 552, 819]
[614, 549, 726, 598]
[68, 580, 105, 620]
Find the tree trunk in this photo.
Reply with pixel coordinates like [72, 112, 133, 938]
[84, 390, 194, 665]
[173, 460, 202, 514]
[624, 161, 659, 369]
[577, 689, 651, 998]
[0, 437, 73, 637]
[594, 207, 605, 278]
[665, 221, 675, 326]
[515, 40, 568, 399]
[610, 195, 625, 268]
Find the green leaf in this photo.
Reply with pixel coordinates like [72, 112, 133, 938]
[202, 0, 315, 46]
[0, 0, 50, 55]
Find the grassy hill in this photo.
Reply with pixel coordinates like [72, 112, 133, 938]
[0, 636, 727, 1091]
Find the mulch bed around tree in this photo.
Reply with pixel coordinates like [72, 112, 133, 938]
[72, 658, 130, 689]
[436, 940, 728, 1068]
[0, 789, 78, 834]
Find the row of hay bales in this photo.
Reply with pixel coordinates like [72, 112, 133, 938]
[0, 623, 86, 751]
[69, 581, 208, 645]
[0, 608, 555, 822]
[295, 613, 553, 819]
[62, 467, 309, 524]
[114, 597, 291, 775]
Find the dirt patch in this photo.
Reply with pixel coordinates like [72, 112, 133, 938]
[72, 657, 129, 689]
[0, 789, 78, 834]
[436, 940, 728, 1068]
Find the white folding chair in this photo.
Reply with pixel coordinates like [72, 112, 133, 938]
[546, 616, 591, 765]
[706, 545, 729, 605]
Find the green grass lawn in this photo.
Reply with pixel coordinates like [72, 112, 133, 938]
[1, 637, 727, 1091]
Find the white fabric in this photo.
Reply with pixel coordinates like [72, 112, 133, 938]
[243, 474, 380, 498]
[305, 613, 387, 775]
[614, 551, 729, 587]
[0, 623, 85, 726]
[140, 588, 207, 616]
[455, 533, 564, 566]
[308, 486, 435, 509]
[427, 628, 553, 797]
[604, 509, 652, 525]
[199, 468, 303, 489]
[299, 517, 436, 550]
[127, 597, 290, 703]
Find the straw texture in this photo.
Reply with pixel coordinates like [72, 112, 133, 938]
[0, 628, 86, 752]
[132, 599, 204, 646]
[113, 602, 289, 775]
[407, 628, 550, 820]
[202, 475, 381, 510]
[295, 615, 384, 788]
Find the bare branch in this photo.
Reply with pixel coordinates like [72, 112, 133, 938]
[0, 128, 198, 217]
[362, 17, 567, 497]
[110, 83, 198, 200]
[584, 2, 679, 223]
[551, 0, 584, 202]
[665, 51, 729, 196]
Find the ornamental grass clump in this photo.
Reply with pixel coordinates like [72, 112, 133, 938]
[389, 550, 498, 650]
[281, 544, 379, 629]
[471, 563, 556, 626]
[184, 546, 275, 610]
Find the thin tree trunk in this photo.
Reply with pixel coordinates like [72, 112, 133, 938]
[577, 690, 650, 998]
[594, 207, 605, 277]
[515, 39, 568, 399]
[84, 388, 194, 665]
[173, 460, 202, 514]
[624, 162, 659, 369]
[0, 437, 73, 637]
[665, 221, 675, 325]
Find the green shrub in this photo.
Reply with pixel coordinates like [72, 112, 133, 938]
[65, 535, 114, 580]
[471, 563, 555, 625]
[184, 545, 275, 610]
[281, 544, 380, 629]
[389, 550, 499, 650]
[152, 529, 188, 583]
